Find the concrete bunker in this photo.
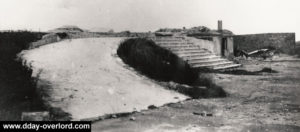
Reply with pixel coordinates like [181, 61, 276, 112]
[186, 21, 235, 58]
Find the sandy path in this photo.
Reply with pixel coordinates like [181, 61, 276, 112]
[19, 38, 188, 120]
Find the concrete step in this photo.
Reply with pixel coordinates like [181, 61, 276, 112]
[153, 39, 185, 42]
[156, 42, 194, 45]
[173, 49, 208, 54]
[152, 37, 242, 71]
[170, 46, 201, 51]
[188, 58, 228, 65]
[174, 51, 208, 56]
[155, 41, 187, 44]
[177, 52, 211, 57]
[160, 44, 198, 49]
[153, 37, 184, 40]
[166, 44, 199, 49]
[154, 38, 185, 41]
[192, 61, 233, 68]
[184, 55, 220, 61]
[180, 52, 214, 58]
[156, 42, 189, 46]
[213, 64, 242, 70]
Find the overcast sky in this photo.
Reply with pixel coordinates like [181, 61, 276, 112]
[0, 0, 299, 40]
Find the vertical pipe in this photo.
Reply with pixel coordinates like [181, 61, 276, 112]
[218, 20, 223, 31]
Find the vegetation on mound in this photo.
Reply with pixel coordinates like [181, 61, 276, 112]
[117, 38, 198, 85]
[0, 31, 46, 120]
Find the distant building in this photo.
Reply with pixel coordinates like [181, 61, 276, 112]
[153, 21, 235, 58]
[49, 25, 84, 33]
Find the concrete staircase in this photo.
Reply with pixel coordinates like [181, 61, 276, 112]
[152, 37, 241, 70]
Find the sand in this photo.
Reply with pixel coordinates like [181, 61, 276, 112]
[19, 38, 188, 120]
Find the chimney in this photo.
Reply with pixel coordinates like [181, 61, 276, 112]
[218, 20, 222, 31]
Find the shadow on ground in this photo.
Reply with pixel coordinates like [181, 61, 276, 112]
[198, 67, 278, 75]
[117, 38, 227, 99]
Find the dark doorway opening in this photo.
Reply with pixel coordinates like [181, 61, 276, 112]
[221, 38, 227, 56]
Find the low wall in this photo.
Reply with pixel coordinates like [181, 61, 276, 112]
[233, 33, 296, 54]
[29, 37, 60, 49]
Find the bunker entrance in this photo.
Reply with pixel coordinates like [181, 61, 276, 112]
[221, 37, 228, 56]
